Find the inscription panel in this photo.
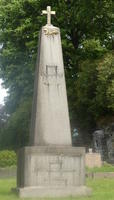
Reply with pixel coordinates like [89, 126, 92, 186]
[41, 65, 63, 85]
[25, 154, 82, 187]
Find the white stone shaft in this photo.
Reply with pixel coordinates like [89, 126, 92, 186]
[30, 25, 72, 146]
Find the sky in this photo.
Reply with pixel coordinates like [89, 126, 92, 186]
[0, 79, 8, 105]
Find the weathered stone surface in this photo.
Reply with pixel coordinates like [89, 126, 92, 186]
[29, 25, 71, 146]
[17, 146, 91, 197]
[17, 7, 91, 197]
[85, 152, 102, 168]
[93, 172, 114, 179]
[86, 172, 114, 179]
[17, 146, 85, 188]
[17, 186, 92, 198]
[93, 124, 114, 163]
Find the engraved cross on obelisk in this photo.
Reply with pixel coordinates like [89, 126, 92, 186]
[42, 6, 56, 25]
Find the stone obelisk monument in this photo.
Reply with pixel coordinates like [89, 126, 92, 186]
[17, 6, 91, 198]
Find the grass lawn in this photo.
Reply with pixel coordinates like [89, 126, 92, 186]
[0, 178, 114, 200]
[87, 162, 114, 173]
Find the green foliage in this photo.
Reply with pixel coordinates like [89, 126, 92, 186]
[82, 39, 107, 59]
[96, 52, 114, 111]
[74, 51, 114, 131]
[0, 99, 32, 150]
[0, 0, 113, 147]
[0, 105, 7, 129]
[0, 150, 17, 168]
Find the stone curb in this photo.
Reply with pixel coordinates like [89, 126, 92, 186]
[0, 167, 16, 178]
[86, 172, 114, 179]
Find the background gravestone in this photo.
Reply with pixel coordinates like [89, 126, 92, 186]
[93, 124, 114, 163]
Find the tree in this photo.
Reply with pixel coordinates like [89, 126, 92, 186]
[0, 104, 7, 128]
[0, 99, 31, 150]
[0, 0, 113, 148]
[74, 49, 114, 142]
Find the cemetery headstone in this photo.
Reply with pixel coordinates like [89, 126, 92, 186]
[93, 124, 114, 163]
[17, 6, 91, 198]
[85, 148, 102, 168]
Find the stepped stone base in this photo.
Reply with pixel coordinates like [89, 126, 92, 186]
[17, 146, 91, 198]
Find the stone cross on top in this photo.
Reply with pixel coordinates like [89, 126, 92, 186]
[42, 6, 56, 25]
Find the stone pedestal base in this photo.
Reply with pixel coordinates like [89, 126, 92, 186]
[17, 146, 91, 198]
[17, 186, 91, 198]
